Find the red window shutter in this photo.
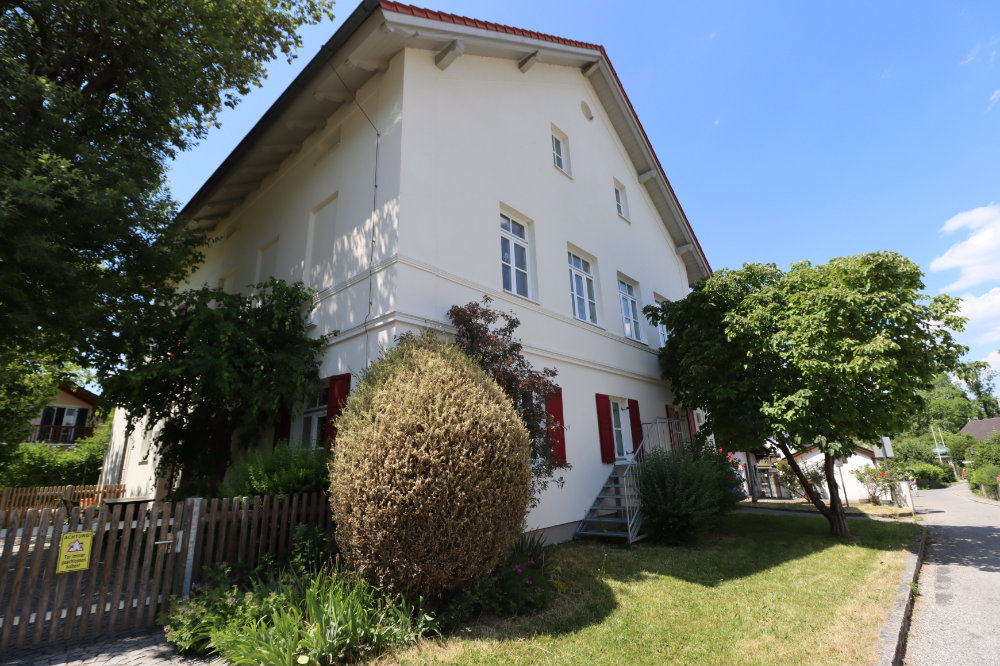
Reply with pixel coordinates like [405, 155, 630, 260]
[627, 399, 643, 456]
[545, 387, 567, 466]
[272, 401, 291, 447]
[324, 373, 352, 450]
[595, 394, 615, 463]
[666, 404, 680, 453]
[686, 410, 698, 445]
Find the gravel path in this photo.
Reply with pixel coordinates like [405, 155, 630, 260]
[904, 484, 1000, 665]
[1, 631, 222, 665]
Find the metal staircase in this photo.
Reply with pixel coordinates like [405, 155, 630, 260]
[574, 417, 680, 544]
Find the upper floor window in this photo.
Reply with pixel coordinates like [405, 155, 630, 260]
[618, 279, 642, 341]
[500, 213, 529, 298]
[614, 180, 629, 220]
[569, 252, 597, 324]
[551, 124, 570, 175]
[656, 298, 670, 347]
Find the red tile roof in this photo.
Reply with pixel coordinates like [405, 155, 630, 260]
[379, 1, 711, 273]
[380, 1, 602, 51]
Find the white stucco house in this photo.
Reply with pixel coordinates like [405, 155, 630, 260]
[101, 0, 713, 542]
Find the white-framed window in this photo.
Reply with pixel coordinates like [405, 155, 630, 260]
[614, 180, 629, 220]
[618, 279, 642, 341]
[500, 213, 529, 298]
[654, 297, 670, 347]
[551, 124, 570, 175]
[568, 252, 597, 324]
[299, 386, 328, 449]
[610, 399, 631, 460]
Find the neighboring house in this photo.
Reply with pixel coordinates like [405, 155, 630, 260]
[960, 417, 1000, 443]
[28, 384, 100, 446]
[781, 444, 892, 504]
[102, 0, 712, 542]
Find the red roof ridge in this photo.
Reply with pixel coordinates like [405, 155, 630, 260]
[379, 1, 603, 52]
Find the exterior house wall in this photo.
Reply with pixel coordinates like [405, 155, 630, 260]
[395, 49, 690, 532]
[104, 9, 706, 540]
[791, 449, 883, 503]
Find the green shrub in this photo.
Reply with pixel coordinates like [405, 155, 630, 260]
[220, 441, 328, 498]
[164, 564, 432, 663]
[971, 463, 1000, 488]
[439, 532, 561, 627]
[329, 332, 531, 597]
[851, 464, 896, 505]
[638, 449, 742, 544]
[287, 523, 337, 577]
[903, 461, 949, 488]
[0, 421, 110, 487]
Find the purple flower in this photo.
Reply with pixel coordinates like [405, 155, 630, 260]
[525, 578, 533, 585]
[228, 596, 236, 604]
[514, 564, 522, 573]
[529, 557, 535, 565]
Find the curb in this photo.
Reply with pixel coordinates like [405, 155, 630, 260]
[877, 527, 928, 666]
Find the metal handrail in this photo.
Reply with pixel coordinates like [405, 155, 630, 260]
[619, 417, 674, 543]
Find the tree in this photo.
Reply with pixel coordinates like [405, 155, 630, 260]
[0, 351, 87, 445]
[99, 280, 330, 495]
[956, 361, 1000, 420]
[447, 297, 566, 505]
[902, 373, 976, 436]
[646, 252, 966, 537]
[1, 0, 333, 372]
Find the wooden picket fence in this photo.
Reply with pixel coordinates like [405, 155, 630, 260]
[0, 492, 331, 651]
[0, 484, 127, 512]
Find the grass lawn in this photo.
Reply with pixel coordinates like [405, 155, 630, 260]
[382, 513, 920, 666]
[743, 499, 914, 519]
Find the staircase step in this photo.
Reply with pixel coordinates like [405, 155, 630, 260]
[581, 516, 628, 524]
[575, 529, 630, 539]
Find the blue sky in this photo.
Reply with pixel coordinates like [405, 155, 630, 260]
[168, 0, 1000, 375]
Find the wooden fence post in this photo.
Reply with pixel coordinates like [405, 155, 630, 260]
[181, 498, 201, 598]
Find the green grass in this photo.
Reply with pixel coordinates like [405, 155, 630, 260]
[382, 513, 920, 666]
[743, 499, 914, 519]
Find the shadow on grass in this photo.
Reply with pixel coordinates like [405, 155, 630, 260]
[458, 512, 920, 641]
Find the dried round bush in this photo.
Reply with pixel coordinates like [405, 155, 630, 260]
[329, 332, 531, 597]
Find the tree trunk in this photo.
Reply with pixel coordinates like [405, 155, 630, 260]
[772, 439, 833, 521]
[822, 453, 852, 538]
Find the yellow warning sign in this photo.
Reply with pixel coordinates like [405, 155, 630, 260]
[56, 531, 94, 574]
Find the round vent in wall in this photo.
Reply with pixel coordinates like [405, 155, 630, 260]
[581, 101, 594, 121]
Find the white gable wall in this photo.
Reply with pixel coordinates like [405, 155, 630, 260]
[396, 49, 692, 532]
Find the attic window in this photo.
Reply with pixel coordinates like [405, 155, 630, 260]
[551, 125, 570, 176]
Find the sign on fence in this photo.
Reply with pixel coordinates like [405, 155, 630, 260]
[56, 531, 93, 574]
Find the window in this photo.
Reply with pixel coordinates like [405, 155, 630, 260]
[551, 125, 570, 175]
[299, 386, 328, 449]
[614, 181, 629, 219]
[568, 252, 597, 324]
[655, 297, 670, 347]
[618, 279, 642, 341]
[610, 400, 628, 459]
[500, 213, 529, 298]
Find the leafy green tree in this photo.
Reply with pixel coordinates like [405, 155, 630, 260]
[646, 252, 965, 538]
[903, 373, 977, 436]
[0, 351, 88, 446]
[956, 361, 1000, 420]
[1, 0, 333, 372]
[0, 419, 111, 487]
[100, 280, 330, 495]
[891, 435, 938, 465]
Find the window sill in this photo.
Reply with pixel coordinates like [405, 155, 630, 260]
[617, 213, 631, 224]
[572, 315, 605, 331]
[503, 289, 541, 306]
[553, 164, 573, 180]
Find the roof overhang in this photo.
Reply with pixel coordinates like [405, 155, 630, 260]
[180, 0, 712, 284]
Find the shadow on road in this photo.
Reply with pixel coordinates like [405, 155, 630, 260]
[925, 523, 1000, 573]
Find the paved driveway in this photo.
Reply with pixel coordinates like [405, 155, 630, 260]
[905, 484, 1000, 665]
[2, 631, 220, 665]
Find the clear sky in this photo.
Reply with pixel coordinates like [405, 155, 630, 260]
[168, 0, 1000, 377]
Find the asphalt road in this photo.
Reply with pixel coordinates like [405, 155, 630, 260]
[904, 484, 1000, 665]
